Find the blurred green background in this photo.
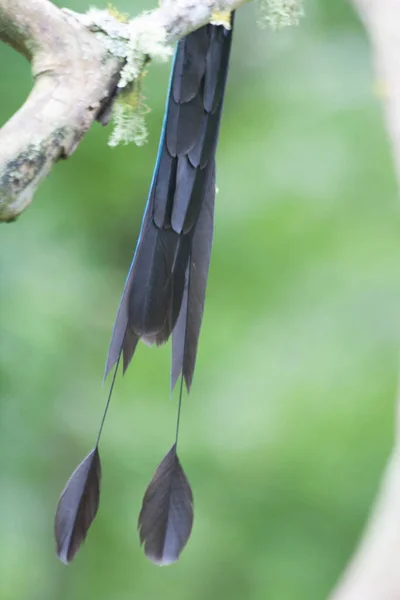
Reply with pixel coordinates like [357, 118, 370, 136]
[1, 1, 400, 598]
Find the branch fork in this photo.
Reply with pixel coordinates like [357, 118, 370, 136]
[0, 0, 249, 221]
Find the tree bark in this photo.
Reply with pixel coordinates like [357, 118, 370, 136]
[0, 0, 247, 222]
[330, 1, 400, 598]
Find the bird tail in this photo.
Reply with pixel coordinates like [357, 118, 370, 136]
[105, 16, 235, 387]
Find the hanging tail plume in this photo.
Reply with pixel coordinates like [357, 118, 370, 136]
[55, 16, 235, 567]
[105, 17, 234, 390]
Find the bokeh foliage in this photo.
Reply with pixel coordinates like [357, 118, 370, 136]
[1, 1, 399, 598]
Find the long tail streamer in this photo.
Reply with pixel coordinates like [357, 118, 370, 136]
[54, 14, 234, 565]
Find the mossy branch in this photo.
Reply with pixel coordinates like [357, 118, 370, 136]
[0, 0, 303, 222]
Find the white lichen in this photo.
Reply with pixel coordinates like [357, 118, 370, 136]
[159, 0, 210, 29]
[65, 1, 305, 149]
[119, 13, 173, 89]
[258, 0, 304, 29]
[69, 7, 130, 38]
[64, 6, 174, 147]
[65, 7, 172, 88]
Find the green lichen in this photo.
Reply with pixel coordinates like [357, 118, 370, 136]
[74, 7, 172, 89]
[67, 6, 172, 147]
[109, 93, 149, 147]
[69, 2, 305, 149]
[258, 0, 304, 29]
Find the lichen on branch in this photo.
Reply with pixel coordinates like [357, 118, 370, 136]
[258, 0, 304, 29]
[0, 0, 304, 221]
[67, 6, 173, 146]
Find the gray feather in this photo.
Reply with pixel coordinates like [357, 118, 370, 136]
[171, 158, 197, 234]
[166, 92, 204, 157]
[128, 223, 179, 336]
[172, 28, 209, 103]
[122, 327, 139, 374]
[153, 236, 191, 347]
[171, 265, 189, 392]
[204, 23, 234, 114]
[104, 278, 131, 380]
[171, 162, 215, 392]
[105, 20, 233, 383]
[138, 444, 193, 566]
[54, 448, 101, 564]
[153, 150, 177, 229]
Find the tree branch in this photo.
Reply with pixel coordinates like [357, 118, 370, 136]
[0, 0, 122, 221]
[329, 1, 400, 598]
[0, 0, 248, 222]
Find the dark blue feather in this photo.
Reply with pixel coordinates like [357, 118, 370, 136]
[105, 18, 234, 386]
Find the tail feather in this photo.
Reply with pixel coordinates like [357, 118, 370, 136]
[155, 235, 191, 347]
[171, 158, 196, 234]
[181, 167, 210, 234]
[172, 27, 209, 104]
[128, 223, 179, 336]
[166, 92, 204, 158]
[171, 266, 188, 392]
[171, 161, 216, 392]
[105, 276, 131, 379]
[105, 18, 234, 389]
[122, 327, 139, 374]
[101, 17, 235, 573]
[104, 220, 178, 378]
[153, 151, 177, 229]
[188, 109, 221, 170]
[204, 24, 234, 114]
